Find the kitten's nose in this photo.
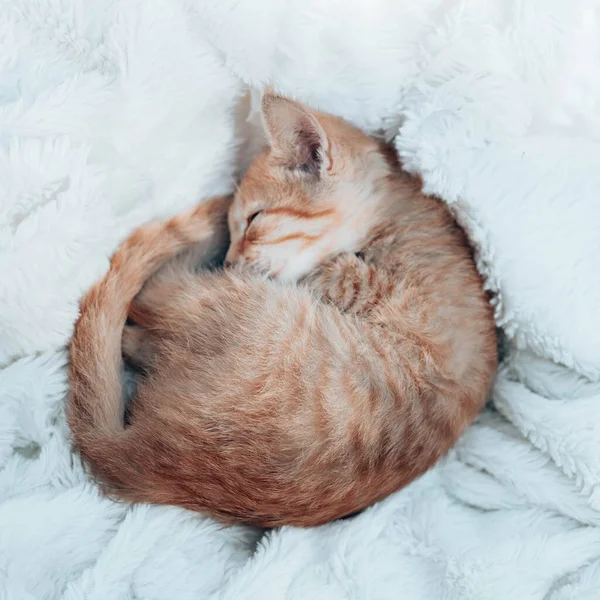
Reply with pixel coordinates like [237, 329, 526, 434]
[224, 249, 236, 268]
[224, 244, 239, 267]
[224, 253, 241, 269]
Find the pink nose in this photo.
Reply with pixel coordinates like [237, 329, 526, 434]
[224, 246, 237, 265]
[224, 244, 244, 268]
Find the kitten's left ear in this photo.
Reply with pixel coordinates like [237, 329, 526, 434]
[261, 93, 332, 176]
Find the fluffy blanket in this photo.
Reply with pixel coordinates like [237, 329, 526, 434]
[2, 0, 600, 598]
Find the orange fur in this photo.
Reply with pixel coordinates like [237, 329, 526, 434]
[67, 94, 498, 527]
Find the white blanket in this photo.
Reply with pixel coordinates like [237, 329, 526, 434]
[2, 0, 600, 598]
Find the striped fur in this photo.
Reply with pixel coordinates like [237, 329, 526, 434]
[67, 94, 497, 527]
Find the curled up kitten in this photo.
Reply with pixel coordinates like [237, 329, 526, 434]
[67, 94, 498, 527]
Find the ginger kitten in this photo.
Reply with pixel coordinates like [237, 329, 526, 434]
[67, 94, 497, 527]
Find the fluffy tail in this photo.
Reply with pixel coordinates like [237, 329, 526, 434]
[67, 196, 230, 482]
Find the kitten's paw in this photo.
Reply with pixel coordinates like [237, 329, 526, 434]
[303, 253, 369, 312]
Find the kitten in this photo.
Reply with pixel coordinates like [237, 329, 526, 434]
[67, 94, 497, 527]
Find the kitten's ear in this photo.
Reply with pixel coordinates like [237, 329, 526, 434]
[261, 94, 331, 175]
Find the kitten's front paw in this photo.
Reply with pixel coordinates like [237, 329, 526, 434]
[302, 253, 369, 312]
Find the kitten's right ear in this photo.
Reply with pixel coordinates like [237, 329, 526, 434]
[261, 93, 331, 176]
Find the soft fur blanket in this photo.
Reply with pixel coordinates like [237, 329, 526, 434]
[2, 0, 600, 598]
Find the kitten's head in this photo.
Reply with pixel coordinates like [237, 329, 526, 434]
[225, 93, 392, 281]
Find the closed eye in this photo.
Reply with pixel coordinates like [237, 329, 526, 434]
[247, 211, 262, 227]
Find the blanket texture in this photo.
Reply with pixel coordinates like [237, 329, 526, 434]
[2, 0, 600, 598]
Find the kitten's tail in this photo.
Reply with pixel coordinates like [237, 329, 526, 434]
[67, 195, 230, 485]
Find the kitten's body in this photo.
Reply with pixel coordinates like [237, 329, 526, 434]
[68, 95, 497, 527]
